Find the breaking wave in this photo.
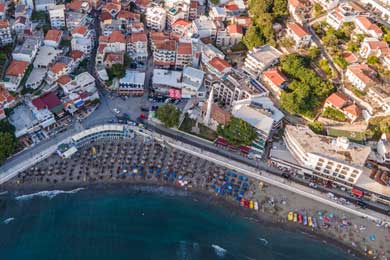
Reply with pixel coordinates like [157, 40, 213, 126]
[15, 188, 85, 201]
[3, 218, 14, 224]
[212, 244, 227, 257]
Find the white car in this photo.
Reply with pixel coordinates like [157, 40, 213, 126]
[113, 108, 120, 114]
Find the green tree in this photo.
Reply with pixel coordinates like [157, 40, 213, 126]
[272, 0, 288, 20]
[313, 3, 323, 17]
[308, 121, 324, 134]
[346, 41, 359, 52]
[333, 55, 348, 69]
[217, 117, 257, 146]
[156, 104, 180, 128]
[0, 132, 16, 164]
[367, 55, 380, 65]
[108, 64, 125, 79]
[319, 59, 332, 76]
[308, 46, 321, 60]
[242, 25, 266, 49]
[322, 107, 347, 121]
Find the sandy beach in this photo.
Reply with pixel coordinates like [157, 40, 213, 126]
[1, 135, 389, 259]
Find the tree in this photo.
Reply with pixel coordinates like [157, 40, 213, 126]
[280, 36, 295, 48]
[313, 3, 323, 17]
[308, 121, 324, 134]
[319, 59, 332, 76]
[217, 117, 257, 146]
[367, 55, 380, 65]
[333, 55, 348, 69]
[272, 0, 288, 20]
[308, 46, 321, 60]
[108, 64, 125, 79]
[0, 132, 16, 164]
[242, 25, 266, 49]
[156, 104, 180, 128]
[322, 107, 347, 122]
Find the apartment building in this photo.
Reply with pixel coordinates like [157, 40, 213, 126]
[345, 63, 377, 90]
[286, 22, 311, 49]
[127, 32, 148, 62]
[66, 11, 88, 31]
[216, 24, 243, 48]
[355, 16, 383, 39]
[243, 45, 282, 79]
[12, 36, 42, 63]
[49, 5, 66, 29]
[44, 29, 63, 48]
[33, 46, 62, 69]
[175, 41, 192, 69]
[359, 38, 390, 59]
[181, 66, 205, 98]
[3, 60, 29, 91]
[284, 124, 371, 186]
[211, 69, 268, 107]
[326, 2, 366, 30]
[118, 70, 145, 96]
[146, 5, 166, 31]
[35, 0, 56, 11]
[166, 1, 189, 31]
[287, 0, 311, 24]
[0, 20, 12, 46]
[192, 16, 218, 41]
[71, 26, 94, 56]
[171, 19, 192, 37]
[153, 39, 176, 68]
[262, 68, 288, 95]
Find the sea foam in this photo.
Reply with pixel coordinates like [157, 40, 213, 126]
[3, 218, 14, 224]
[15, 188, 85, 201]
[212, 244, 227, 257]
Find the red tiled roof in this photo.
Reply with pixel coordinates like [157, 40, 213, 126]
[263, 68, 287, 87]
[99, 35, 109, 42]
[177, 42, 192, 55]
[325, 92, 349, 109]
[342, 51, 358, 64]
[57, 75, 72, 85]
[0, 19, 8, 29]
[69, 50, 85, 60]
[102, 2, 121, 14]
[0, 84, 15, 105]
[356, 16, 383, 36]
[67, 0, 82, 11]
[45, 29, 63, 42]
[287, 22, 309, 37]
[50, 62, 67, 74]
[227, 24, 243, 34]
[208, 57, 231, 72]
[0, 3, 5, 12]
[366, 40, 390, 54]
[105, 53, 124, 64]
[100, 11, 112, 21]
[155, 40, 176, 51]
[109, 30, 126, 43]
[117, 10, 140, 20]
[6, 60, 28, 77]
[32, 92, 62, 111]
[172, 19, 191, 28]
[72, 26, 87, 36]
[150, 32, 169, 42]
[225, 4, 238, 11]
[135, 0, 149, 8]
[347, 64, 377, 84]
[128, 32, 147, 43]
[343, 103, 361, 117]
[130, 22, 144, 30]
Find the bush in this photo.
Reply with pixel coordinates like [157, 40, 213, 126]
[308, 121, 324, 134]
[217, 117, 257, 146]
[156, 104, 180, 128]
[322, 107, 347, 122]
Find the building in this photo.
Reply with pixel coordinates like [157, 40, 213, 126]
[345, 64, 377, 90]
[46, 62, 69, 85]
[284, 124, 371, 186]
[104, 53, 124, 68]
[13, 16, 28, 34]
[216, 24, 243, 48]
[3, 60, 29, 91]
[192, 16, 218, 40]
[33, 46, 62, 69]
[118, 70, 145, 96]
[311, 0, 339, 10]
[100, 30, 126, 53]
[287, 0, 311, 24]
[286, 22, 311, 49]
[359, 38, 390, 59]
[232, 97, 284, 157]
[172, 19, 192, 37]
[9, 103, 56, 138]
[0, 4, 5, 20]
[324, 92, 361, 122]
[44, 29, 63, 48]
[201, 88, 231, 130]
[166, 1, 190, 31]
[66, 11, 88, 31]
[127, 32, 148, 62]
[26, 68, 46, 89]
[176, 41, 192, 69]
[262, 68, 288, 95]
[243, 45, 282, 79]
[355, 16, 383, 39]
[212, 69, 268, 107]
[35, 0, 56, 11]
[152, 69, 183, 97]
[49, 5, 66, 29]
[146, 5, 166, 31]
[32, 91, 64, 117]
[12, 36, 41, 63]
[0, 84, 15, 119]
[181, 66, 205, 98]
[326, 2, 366, 30]
[377, 133, 390, 164]
[102, 2, 121, 17]
[205, 57, 232, 77]
[71, 26, 94, 56]
[0, 20, 12, 46]
[153, 39, 176, 68]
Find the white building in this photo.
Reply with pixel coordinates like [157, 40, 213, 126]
[284, 125, 371, 186]
[345, 63, 377, 90]
[33, 45, 62, 69]
[66, 11, 88, 31]
[146, 5, 166, 31]
[216, 24, 243, 48]
[243, 45, 282, 79]
[311, 0, 339, 10]
[192, 16, 218, 40]
[26, 68, 46, 89]
[152, 69, 183, 96]
[118, 70, 145, 96]
[127, 32, 148, 62]
[286, 22, 311, 49]
[377, 133, 390, 163]
[44, 29, 63, 48]
[0, 20, 12, 46]
[359, 38, 390, 59]
[49, 5, 66, 29]
[12, 36, 41, 63]
[181, 66, 205, 98]
[71, 26, 94, 56]
[232, 97, 284, 157]
[326, 2, 366, 30]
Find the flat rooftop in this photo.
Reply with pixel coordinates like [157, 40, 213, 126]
[120, 70, 145, 85]
[285, 125, 371, 167]
[248, 44, 282, 64]
[152, 69, 182, 88]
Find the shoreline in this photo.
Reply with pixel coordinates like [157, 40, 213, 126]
[1, 181, 366, 259]
[1, 137, 388, 259]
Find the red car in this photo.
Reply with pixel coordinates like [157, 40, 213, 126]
[298, 213, 303, 224]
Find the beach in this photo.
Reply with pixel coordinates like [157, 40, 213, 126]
[1, 134, 389, 259]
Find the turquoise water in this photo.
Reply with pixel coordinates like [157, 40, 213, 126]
[0, 186, 358, 260]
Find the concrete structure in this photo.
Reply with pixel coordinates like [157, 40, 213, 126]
[127, 32, 148, 62]
[192, 15, 217, 40]
[326, 2, 366, 30]
[284, 125, 371, 186]
[0, 20, 12, 46]
[49, 5, 66, 29]
[71, 26, 94, 56]
[286, 22, 311, 49]
[33, 46, 62, 69]
[146, 5, 166, 31]
[181, 66, 205, 98]
[355, 16, 383, 39]
[35, 0, 56, 11]
[359, 38, 390, 59]
[152, 69, 183, 96]
[345, 64, 377, 90]
[26, 68, 46, 89]
[12, 36, 41, 63]
[243, 45, 282, 79]
[232, 97, 284, 157]
[118, 70, 145, 96]
[44, 30, 63, 48]
[216, 24, 243, 48]
[287, 0, 311, 24]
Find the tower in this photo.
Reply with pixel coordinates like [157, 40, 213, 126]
[205, 87, 214, 125]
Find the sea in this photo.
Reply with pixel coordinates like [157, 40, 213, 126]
[0, 185, 359, 260]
